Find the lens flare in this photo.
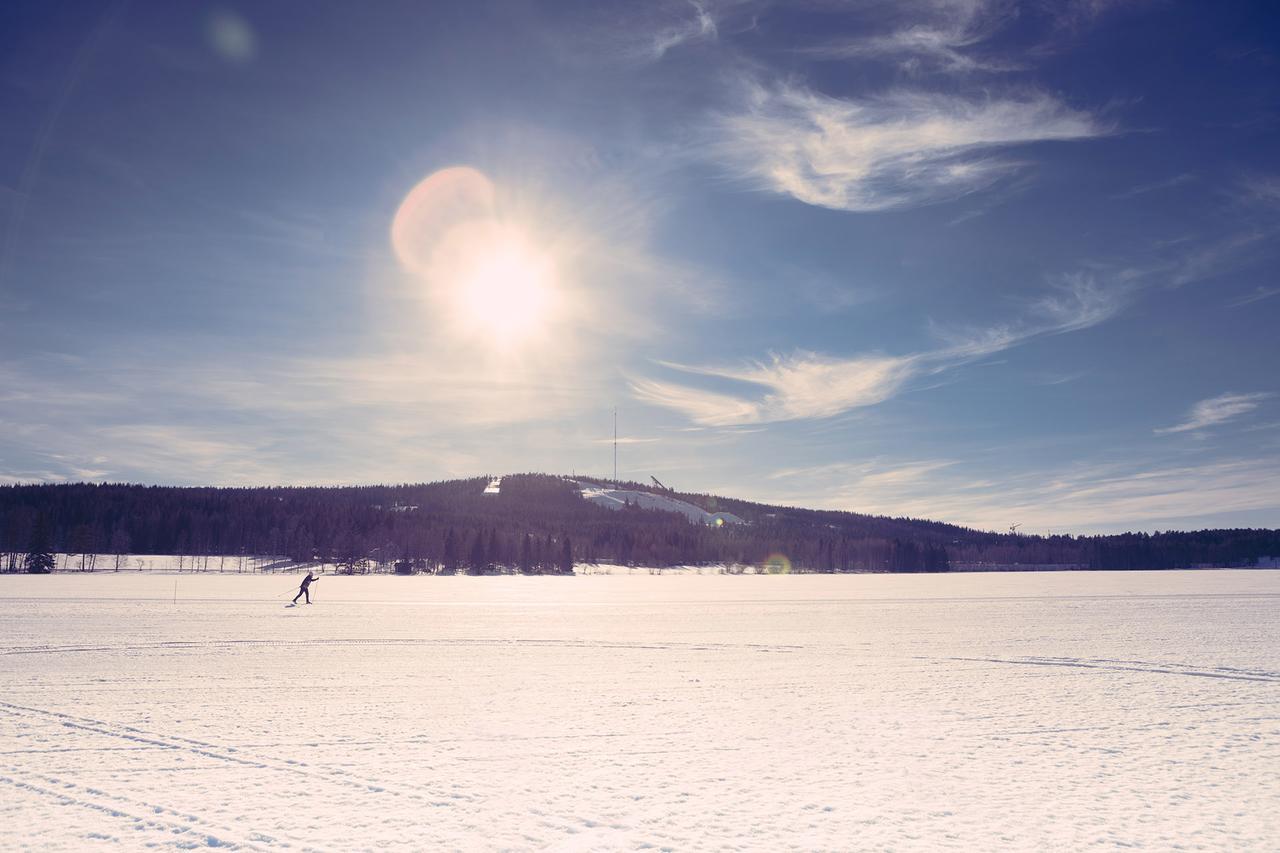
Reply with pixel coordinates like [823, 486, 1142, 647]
[763, 553, 792, 574]
[391, 166, 495, 277]
[208, 9, 256, 64]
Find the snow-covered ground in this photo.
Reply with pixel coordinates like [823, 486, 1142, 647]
[579, 485, 746, 526]
[1, 571, 1277, 851]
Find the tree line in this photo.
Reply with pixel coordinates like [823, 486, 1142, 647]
[2, 475, 1277, 574]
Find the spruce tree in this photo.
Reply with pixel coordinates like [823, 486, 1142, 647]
[519, 533, 533, 574]
[442, 527, 458, 574]
[24, 516, 55, 574]
[486, 528, 499, 573]
[468, 530, 487, 575]
[559, 536, 573, 575]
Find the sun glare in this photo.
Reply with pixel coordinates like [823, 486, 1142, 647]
[391, 167, 564, 352]
[449, 225, 557, 345]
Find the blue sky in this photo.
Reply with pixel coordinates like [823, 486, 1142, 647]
[2, 0, 1279, 534]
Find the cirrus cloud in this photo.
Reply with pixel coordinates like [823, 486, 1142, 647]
[632, 352, 920, 427]
[713, 82, 1105, 212]
[1155, 392, 1273, 435]
[634, 272, 1127, 426]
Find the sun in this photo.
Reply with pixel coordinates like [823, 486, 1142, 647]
[391, 167, 566, 353]
[448, 225, 558, 346]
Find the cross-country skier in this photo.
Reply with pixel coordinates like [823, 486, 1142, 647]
[292, 572, 318, 605]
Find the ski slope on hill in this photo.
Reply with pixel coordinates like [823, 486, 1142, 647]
[580, 484, 746, 526]
[2, 571, 1278, 850]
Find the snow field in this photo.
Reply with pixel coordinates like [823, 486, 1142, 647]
[1, 571, 1277, 850]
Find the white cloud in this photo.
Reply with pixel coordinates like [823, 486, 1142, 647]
[633, 351, 919, 426]
[1228, 286, 1280, 308]
[630, 374, 783, 428]
[933, 272, 1128, 363]
[766, 458, 955, 490]
[760, 455, 1280, 534]
[1110, 172, 1195, 200]
[0, 339, 605, 486]
[714, 82, 1104, 212]
[1165, 231, 1267, 287]
[649, 0, 718, 59]
[801, 0, 1148, 72]
[1049, 0, 1151, 31]
[1155, 392, 1273, 435]
[858, 459, 957, 488]
[1242, 174, 1280, 208]
[803, 0, 1016, 74]
[1026, 272, 1128, 334]
[633, 273, 1126, 426]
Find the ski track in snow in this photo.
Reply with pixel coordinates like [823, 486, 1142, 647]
[1, 571, 1278, 850]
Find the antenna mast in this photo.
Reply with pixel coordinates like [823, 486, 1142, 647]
[613, 407, 617, 483]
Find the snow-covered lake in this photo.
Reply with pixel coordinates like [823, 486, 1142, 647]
[2, 571, 1277, 850]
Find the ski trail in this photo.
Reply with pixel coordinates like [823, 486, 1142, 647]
[0, 772, 266, 851]
[0, 702, 468, 807]
[950, 656, 1280, 682]
[0, 637, 805, 656]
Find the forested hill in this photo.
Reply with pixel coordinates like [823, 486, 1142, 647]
[2, 475, 1278, 573]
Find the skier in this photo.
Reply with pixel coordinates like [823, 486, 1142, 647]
[292, 571, 318, 605]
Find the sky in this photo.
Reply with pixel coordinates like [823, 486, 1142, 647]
[2, 0, 1279, 535]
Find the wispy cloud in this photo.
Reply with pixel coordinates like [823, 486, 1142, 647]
[859, 459, 958, 488]
[1242, 174, 1280, 208]
[801, 0, 1147, 73]
[713, 82, 1105, 212]
[0, 338, 605, 486]
[1028, 272, 1129, 333]
[767, 458, 955, 488]
[1048, 0, 1152, 32]
[1155, 392, 1273, 435]
[802, 0, 1016, 74]
[648, 0, 718, 60]
[1228, 286, 1280, 308]
[1165, 231, 1267, 287]
[633, 273, 1126, 426]
[760, 454, 1280, 534]
[1110, 172, 1195, 200]
[933, 272, 1128, 358]
[633, 352, 919, 426]
[1241, 420, 1280, 434]
[1031, 370, 1088, 386]
[790, 271, 874, 314]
